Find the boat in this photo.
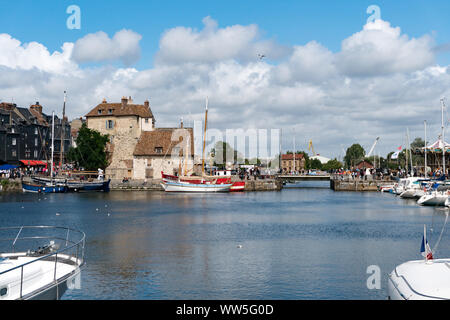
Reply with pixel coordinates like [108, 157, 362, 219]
[66, 179, 111, 192]
[0, 226, 85, 300]
[399, 177, 423, 199]
[388, 219, 449, 300]
[161, 180, 232, 192]
[161, 98, 233, 193]
[417, 186, 450, 206]
[22, 181, 68, 193]
[230, 181, 245, 192]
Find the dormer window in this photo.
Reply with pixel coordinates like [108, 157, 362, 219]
[108, 109, 113, 114]
[98, 109, 103, 115]
[155, 147, 163, 154]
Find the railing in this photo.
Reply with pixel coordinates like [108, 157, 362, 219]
[0, 226, 85, 299]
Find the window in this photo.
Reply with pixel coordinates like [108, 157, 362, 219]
[0, 287, 7, 297]
[12, 138, 16, 146]
[11, 128, 15, 133]
[98, 109, 103, 115]
[12, 150, 16, 157]
[155, 147, 163, 154]
[108, 109, 113, 114]
[35, 128, 38, 135]
[35, 138, 38, 146]
[145, 118, 149, 123]
[106, 120, 114, 130]
[34, 150, 38, 158]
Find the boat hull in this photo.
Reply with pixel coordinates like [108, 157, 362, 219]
[22, 182, 67, 193]
[417, 193, 448, 206]
[388, 259, 450, 300]
[67, 179, 111, 192]
[161, 181, 232, 192]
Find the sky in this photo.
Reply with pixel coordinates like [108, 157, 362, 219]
[1, 0, 450, 160]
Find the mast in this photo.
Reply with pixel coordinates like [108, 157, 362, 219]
[60, 91, 66, 170]
[293, 129, 296, 173]
[424, 120, 427, 178]
[51, 111, 55, 180]
[407, 128, 413, 175]
[441, 98, 446, 178]
[201, 97, 208, 178]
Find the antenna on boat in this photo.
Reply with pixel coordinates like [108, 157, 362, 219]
[441, 98, 446, 178]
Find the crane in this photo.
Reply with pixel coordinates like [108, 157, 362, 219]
[366, 137, 380, 157]
[308, 140, 317, 156]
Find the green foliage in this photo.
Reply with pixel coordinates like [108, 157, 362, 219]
[66, 123, 109, 170]
[211, 141, 242, 169]
[322, 159, 343, 171]
[309, 158, 323, 170]
[344, 144, 365, 168]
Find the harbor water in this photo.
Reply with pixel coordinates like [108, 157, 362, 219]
[0, 181, 448, 300]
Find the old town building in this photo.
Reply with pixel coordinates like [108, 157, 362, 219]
[85, 97, 194, 180]
[281, 153, 305, 173]
[0, 102, 70, 166]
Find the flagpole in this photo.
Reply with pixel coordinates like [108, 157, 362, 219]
[441, 98, 446, 178]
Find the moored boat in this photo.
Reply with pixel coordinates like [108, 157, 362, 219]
[0, 226, 85, 300]
[161, 180, 232, 192]
[22, 181, 67, 193]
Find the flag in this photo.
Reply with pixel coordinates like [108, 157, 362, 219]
[391, 151, 400, 160]
[397, 146, 402, 150]
[420, 225, 433, 260]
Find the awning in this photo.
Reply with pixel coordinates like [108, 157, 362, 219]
[20, 160, 47, 166]
[0, 164, 17, 170]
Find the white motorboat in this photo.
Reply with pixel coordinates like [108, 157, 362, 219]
[388, 258, 450, 300]
[399, 178, 428, 199]
[0, 226, 85, 300]
[417, 190, 449, 206]
[388, 219, 449, 300]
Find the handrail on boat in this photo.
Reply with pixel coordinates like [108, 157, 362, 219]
[0, 226, 86, 299]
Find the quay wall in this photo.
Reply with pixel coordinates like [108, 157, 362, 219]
[330, 178, 393, 191]
[110, 178, 282, 192]
[0, 179, 22, 192]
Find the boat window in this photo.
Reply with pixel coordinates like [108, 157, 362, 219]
[0, 287, 7, 297]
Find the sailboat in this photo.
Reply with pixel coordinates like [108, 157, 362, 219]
[417, 98, 449, 205]
[161, 98, 233, 192]
[22, 111, 68, 193]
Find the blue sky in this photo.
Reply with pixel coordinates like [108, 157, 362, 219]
[1, 0, 450, 68]
[1, 1, 450, 158]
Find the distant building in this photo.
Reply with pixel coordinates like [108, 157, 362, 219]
[355, 160, 374, 170]
[69, 117, 86, 147]
[85, 96, 193, 180]
[0, 102, 70, 166]
[281, 153, 305, 173]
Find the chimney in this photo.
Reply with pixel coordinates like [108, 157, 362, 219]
[102, 98, 107, 104]
[144, 99, 149, 109]
[121, 96, 128, 109]
[128, 96, 133, 104]
[30, 102, 43, 114]
[180, 117, 184, 128]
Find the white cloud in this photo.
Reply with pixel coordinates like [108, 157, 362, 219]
[156, 16, 290, 65]
[0, 34, 76, 74]
[71, 29, 142, 65]
[336, 19, 435, 76]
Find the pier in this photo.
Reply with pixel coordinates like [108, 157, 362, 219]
[330, 176, 393, 191]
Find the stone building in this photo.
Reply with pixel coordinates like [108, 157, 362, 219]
[85, 97, 194, 180]
[281, 153, 305, 173]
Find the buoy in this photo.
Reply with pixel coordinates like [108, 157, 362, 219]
[237, 245, 243, 248]
[56, 213, 60, 216]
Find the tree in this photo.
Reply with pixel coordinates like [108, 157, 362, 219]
[211, 141, 242, 169]
[322, 159, 343, 171]
[344, 144, 365, 168]
[66, 123, 109, 170]
[310, 158, 322, 170]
